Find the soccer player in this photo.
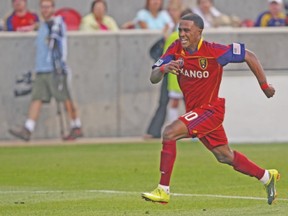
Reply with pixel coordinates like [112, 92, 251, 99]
[142, 13, 280, 205]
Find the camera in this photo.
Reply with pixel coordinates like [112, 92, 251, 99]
[14, 71, 33, 97]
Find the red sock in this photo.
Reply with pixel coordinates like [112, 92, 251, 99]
[159, 140, 176, 186]
[233, 151, 265, 180]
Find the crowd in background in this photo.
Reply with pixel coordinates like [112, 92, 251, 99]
[0, 0, 288, 32]
[2, 0, 288, 141]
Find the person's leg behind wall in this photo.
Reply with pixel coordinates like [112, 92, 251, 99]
[145, 75, 169, 139]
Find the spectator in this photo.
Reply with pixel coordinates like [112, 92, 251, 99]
[255, 0, 286, 27]
[167, 0, 185, 31]
[9, 0, 83, 141]
[191, 0, 241, 28]
[4, 0, 39, 31]
[143, 1, 187, 139]
[122, 0, 173, 34]
[80, 0, 119, 31]
[141, 0, 174, 139]
[166, 0, 186, 123]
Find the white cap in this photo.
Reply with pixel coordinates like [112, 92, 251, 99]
[268, 0, 283, 4]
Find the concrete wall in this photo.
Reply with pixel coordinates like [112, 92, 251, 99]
[0, 0, 273, 28]
[1, 28, 288, 143]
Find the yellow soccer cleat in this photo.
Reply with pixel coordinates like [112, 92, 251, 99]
[142, 187, 170, 204]
[264, 169, 280, 205]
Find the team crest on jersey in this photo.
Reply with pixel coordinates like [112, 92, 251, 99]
[199, 58, 208, 70]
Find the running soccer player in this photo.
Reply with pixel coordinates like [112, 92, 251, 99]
[142, 13, 280, 205]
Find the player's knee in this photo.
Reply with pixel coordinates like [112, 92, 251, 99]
[215, 153, 233, 165]
[162, 125, 176, 140]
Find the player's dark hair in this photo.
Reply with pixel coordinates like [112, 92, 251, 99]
[181, 13, 204, 29]
[91, 0, 107, 13]
[180, 8, 193, 17]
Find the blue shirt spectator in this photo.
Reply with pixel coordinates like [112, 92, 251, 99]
[255, 0, 286, 27]
[35, 16, 67, 73]
[135, 8, 173, 30]
[122, 0, 174, 34]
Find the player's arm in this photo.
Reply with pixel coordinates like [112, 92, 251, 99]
[244, 49, 275, 98]
[150, 60, 182, 84]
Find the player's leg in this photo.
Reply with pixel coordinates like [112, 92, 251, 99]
[201, 135, 280, 205]
[142, 119, 189, 204]
[160, 119, 189, 183]
[142, 99, 225, 204]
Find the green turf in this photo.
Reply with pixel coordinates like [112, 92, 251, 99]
[0, 141, 287, 216]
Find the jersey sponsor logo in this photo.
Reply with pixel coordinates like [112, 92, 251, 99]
[199, 58, 208, 70]
[232, 43, 241, 55]
[179, 68, 210, 79]
[154, 59, 164, 66]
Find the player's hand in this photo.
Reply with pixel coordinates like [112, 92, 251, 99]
[263, 85, 275, 98]
[166, 60, 183, 75]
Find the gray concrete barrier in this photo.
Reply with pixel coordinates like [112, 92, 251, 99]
[0, 28, 287, 142]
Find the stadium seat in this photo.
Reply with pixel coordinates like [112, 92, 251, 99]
[241, 19, 255, 27]
[55, 8, 82, 31]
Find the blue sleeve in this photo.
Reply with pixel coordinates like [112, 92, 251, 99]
[217, 43, 245, 66]
[254, 11, 268, 27]
[6, 15, 14, 31]
[35, 14, 40, 22]
[152, 55, 174, 69]
[254, 14, 263, 27]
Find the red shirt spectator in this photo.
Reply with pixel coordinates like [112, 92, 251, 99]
[5, 0, 39, 31]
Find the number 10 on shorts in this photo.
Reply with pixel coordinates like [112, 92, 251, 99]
[182, 111, 198, 121]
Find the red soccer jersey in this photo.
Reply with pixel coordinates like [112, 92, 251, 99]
[153, 38, 246, 111]
[6, 11, 39, 31]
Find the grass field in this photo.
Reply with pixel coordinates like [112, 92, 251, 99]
[0, 140, 287, 216]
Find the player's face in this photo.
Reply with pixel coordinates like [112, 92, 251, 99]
[40, 1, 54, 20]
[178, 20, 202, 50]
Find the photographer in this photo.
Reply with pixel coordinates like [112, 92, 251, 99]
[9, 0, 83, 141]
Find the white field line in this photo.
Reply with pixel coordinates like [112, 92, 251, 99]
[0, 189, 288, 202]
